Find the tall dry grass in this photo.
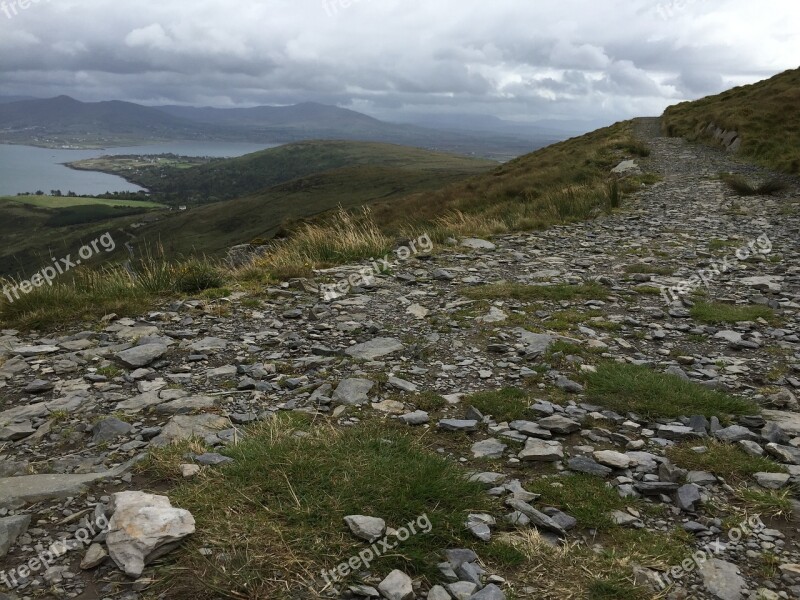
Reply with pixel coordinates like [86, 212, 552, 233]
[0, 250, 225, 330]
[240, 207, 393, 280]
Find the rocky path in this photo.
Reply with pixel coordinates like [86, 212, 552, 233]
[1, 119, 799, 599]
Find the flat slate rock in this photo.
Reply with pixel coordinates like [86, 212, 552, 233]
[0, 514, 31, 558]
[115, 344, 167, 368]
[698, 558, 745, 600]
[344, 337, 404, 360]
[0, 459, 134, 508]
[568, 456, 612, 477]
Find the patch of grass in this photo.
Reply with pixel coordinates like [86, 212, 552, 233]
[0, 194, 165, 209]
[733, 487, 795, 519]
[623, 264, 674, 276]
[588, 577, 648, 600]
[586, 362, 757, 418]
[721, 174, 788, 196]
[411, 391, 447, 412]
[604, 527, 694, 567]
[542, 308, 604, 331]
[174, 260, 226, 294]
[465, 387, 530, 422]
[708, 238, 739, 250]
[667, 441, 785, 481]
[136, 437, 209, 483]
[758, 552, 782, 579]
[465, 282, 608, 303]
[245, 207, 392, 280]
[528, 474, 629, 530]
[0, 253, 227, 330]
[96, 364, 122, 378]
[200, 287, 231, 300]
[49, 410, 70, 423]
[690, 301, 778, 325]
[622, 172, 662, 188]
[590, 320, 622, 332]
[481, 540, 528, 569]
[153, 416, 490, 598]
[617, 139, 651, 158]
[546, 340, 586, 357]
[495, 529, 654, 600]
[634, 285, 663, 295]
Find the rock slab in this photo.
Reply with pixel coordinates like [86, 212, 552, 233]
[106, 491, 196, 578]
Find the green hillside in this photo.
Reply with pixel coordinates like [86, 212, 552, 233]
[0, 202, 151, 278]
[366, 119, 650, 235]
[137, 161, 495, 257]
[663, 68, 800, 174]
[92, 140, 497, 205]
[1, 142, 495, 275]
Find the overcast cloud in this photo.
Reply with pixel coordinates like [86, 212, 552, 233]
[0, 0, 797, 124]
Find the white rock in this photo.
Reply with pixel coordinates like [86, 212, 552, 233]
[180, 464, 201, 478]
[406, 304, 429, 319]
[461, 238, 497, 250]
[106, 491, 195, 578]
[80, 543, 108, 569]
[518, 439, 563, 462]
[593, 450, 636, 469]
[344, 515, 386, 542]
[378, 569, 414, 600]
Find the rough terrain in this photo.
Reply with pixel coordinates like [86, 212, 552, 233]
[1, 118, 799, 599]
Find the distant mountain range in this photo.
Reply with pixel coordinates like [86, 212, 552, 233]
[0, 96, 566, 159]
[393, 112, 609, 137]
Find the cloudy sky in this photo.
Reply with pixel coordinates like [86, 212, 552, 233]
[0, 0, 797, 125]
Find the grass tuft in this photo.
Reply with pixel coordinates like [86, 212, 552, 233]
[690, 301, 777, 325]
[527, 474, 629, 530]
[151, 415, 490, 598]
[586, 362, 757, 418]
[244, 206, 392, 280]
[0, 252, 226, 330]
[465, 388, 530, 422]
[666, 441, 786, 481]
[721, 173, 788, 196]
[623, 264, 674, 276]
[733, 487, 795, 519]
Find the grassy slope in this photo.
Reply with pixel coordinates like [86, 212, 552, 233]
[102, 140, 497, 205]
[248, 120, 651, 279]
[0, 202, 152, 278]
[662, 67, 800, 174]
[366, 119, 647, 235]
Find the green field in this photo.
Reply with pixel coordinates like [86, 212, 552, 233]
[0, 195, 165, 209]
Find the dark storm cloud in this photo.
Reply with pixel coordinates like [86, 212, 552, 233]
[0, 0, 796, 122]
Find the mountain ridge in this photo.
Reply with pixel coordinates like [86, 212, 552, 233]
[0, 96, 553, 159]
